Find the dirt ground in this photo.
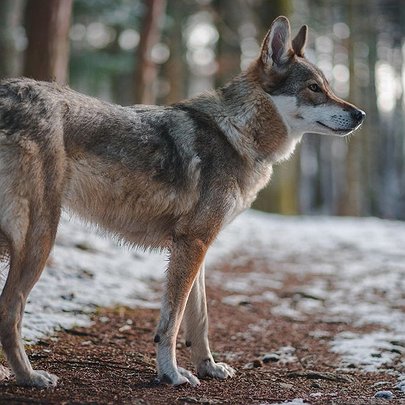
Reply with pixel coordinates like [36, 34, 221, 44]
[0, 257, 404, 405]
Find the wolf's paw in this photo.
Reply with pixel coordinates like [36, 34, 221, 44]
[16, 370, 58, 388]
[159, 367, 200, 387]
[0, 365, 10, 381]
[178, 367, 201, 386]
[197, 359, 236, 379]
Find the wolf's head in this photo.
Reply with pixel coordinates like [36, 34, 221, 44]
[254, 16, 365, 137]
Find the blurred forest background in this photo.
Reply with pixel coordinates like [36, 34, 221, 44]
[0, 0, 404, 219]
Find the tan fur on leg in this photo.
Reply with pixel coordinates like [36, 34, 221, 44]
[155, 238, 208, 386]
[0, 225, 59, 388]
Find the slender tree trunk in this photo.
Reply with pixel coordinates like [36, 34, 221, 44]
[164, 0, 185, 104]
[0, 0, 24, 78]
[24, 0, 73, 84]
[339, 1, 362, 216]
[214, 0, 244, 87]
[133, 0, 167, 104]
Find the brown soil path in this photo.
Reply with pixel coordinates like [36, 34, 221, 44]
[0, 258, 404, 404]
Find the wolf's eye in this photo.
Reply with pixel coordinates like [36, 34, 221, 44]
[308, 83, 321, 92]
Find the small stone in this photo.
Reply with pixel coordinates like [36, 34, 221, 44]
[118, 324, 131, 332]
[263, 353, 280, 363]
[396, 381, 405, 392]
[252, 359, 263, 368]
[311, 382, 321, 388]
[279, 382, 293, 389]
[374, 390, 394, 399]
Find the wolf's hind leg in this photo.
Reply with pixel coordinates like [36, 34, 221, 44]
[183, 262, 236, 379]
[0, 135, 64, 388]
[0, 205, 60, 388]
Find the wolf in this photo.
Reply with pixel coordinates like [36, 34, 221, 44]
[0, 16, 364, 388]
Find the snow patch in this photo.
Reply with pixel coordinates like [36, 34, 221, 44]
[331, 331, 404, 371]
[209, 211, 405, 373]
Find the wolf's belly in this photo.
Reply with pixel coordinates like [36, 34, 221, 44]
[62, 157, 199, 248]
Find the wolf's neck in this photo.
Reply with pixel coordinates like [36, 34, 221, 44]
[214, 74, 299, 164]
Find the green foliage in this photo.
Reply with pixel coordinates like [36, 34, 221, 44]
[70, 0, 146, 100]
[73, 0, 143, 27]
[70, 50, 134, 91]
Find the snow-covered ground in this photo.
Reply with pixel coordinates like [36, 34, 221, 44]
[209, 211, 405, 372]
[1, 210, 405, 384]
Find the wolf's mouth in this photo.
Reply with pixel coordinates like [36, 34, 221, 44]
[316, 121, 349, 134]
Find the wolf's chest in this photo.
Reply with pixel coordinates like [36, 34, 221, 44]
[224, 163, 273, 225]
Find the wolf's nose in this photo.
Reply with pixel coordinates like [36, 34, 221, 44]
[352, 109, 366, 122]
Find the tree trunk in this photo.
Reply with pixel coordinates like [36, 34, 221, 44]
[214, 0, 245, 87]
[0, 0, 24, 78]
[133, 0, 167, 104]
[339, 1, 362, 216]
[24, 0, 73, 84]
[163, 0, 185, 104]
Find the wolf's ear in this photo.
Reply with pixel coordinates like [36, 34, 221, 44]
[261, 16, 292, 67]
[292, 25, 308, 57]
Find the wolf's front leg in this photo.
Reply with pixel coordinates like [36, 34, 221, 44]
[183, 262, 236, 379]
[155, 238, 208, 386]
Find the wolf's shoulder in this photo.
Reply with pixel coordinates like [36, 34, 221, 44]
[0, 77, 64, 101]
